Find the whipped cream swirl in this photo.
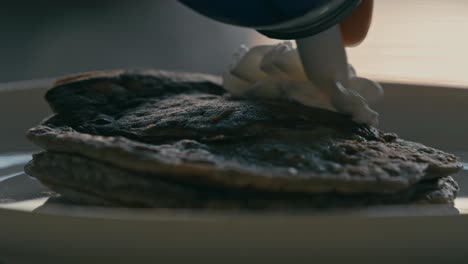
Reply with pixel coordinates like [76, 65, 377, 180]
[223, 42, 383, 126]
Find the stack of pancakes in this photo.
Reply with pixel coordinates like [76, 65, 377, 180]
[25, 70, 462, 209]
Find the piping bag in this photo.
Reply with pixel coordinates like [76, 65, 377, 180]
[179, 0, 382, 125]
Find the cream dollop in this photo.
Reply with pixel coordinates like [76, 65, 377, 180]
[223, 42, 383, 126]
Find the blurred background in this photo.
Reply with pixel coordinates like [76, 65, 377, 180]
[1, 0, 467, 87]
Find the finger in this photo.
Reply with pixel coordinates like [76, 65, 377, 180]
[340, 0, 374, 47]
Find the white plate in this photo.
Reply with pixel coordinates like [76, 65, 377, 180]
[0, 79, 467, 263]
